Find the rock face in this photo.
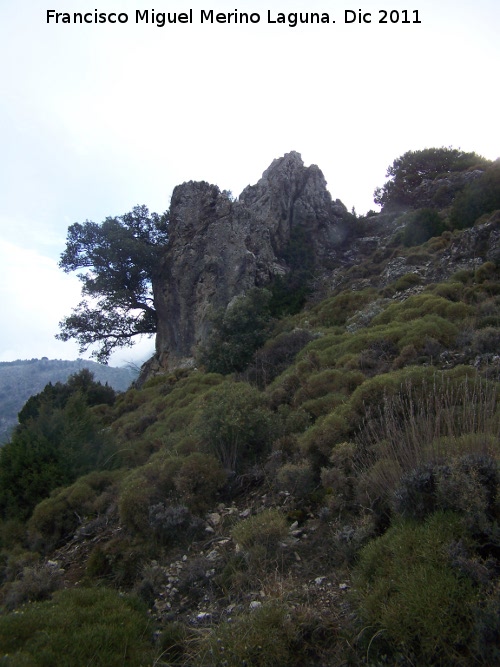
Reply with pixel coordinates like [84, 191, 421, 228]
[151, 151, 348, 371]
[410, 169, 485, 209]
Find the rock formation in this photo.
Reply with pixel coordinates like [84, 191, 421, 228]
[149, 151, 349, 372]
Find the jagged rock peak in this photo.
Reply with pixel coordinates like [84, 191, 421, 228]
[146, 152, 348, 376]
[240, 151, 328, 206]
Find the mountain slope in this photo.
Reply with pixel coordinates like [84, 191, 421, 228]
[1, 149, 500, 666]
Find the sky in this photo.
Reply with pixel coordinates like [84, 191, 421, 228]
[0, 0, 499, 366]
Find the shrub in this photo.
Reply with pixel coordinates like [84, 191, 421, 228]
[432, 281, 465, 302]
[28, 470, 121, 551]
[394, 271, 422, 291]
[329, 515, 376, 565]
[354, 371, 499, 518]
[472, 326, 500, 354]
[393, 454, 499, 533]
[304, 289, 376, 328]
[85, 536, 145, 586]
[276, 461, 316, 498]
[198, 288, 273, 374]
[148, 503, 204, 545]
[118, 456, 182, 533]
[247, 329, 314, 387]
[320, 442, 357, 513]
[401, 208, 446, 247]
[0, 587, 155, 666]
[174, 452, 227, 513]
[450, 160, 500, 229]
[294, 369, 365, 406]
[373, 292, 472, 325]
[199, 382, 276, 472]
[299, 407, 351, 462]
[191, 601, 296, 667]
[231, 509, 288, 569]
[353, 512, 479, 666]
[1, 562, 64, 610]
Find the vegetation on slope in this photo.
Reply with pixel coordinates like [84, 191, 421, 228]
[1, 148, 500, 666]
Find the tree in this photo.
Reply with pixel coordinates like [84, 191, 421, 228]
[57, 205, 168, 363]
[374, 147, 490, 208]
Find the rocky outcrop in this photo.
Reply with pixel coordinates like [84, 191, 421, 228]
[327, 210, 500, 295]
[150, 152, 349, 371]
[409, 169, 485, 209]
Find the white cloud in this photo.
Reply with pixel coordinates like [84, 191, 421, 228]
[0, 239, 84, 360]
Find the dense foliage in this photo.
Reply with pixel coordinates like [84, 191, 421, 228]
[0, 358, 134, 443]
[198, 288, 273, 374]
[0, 370, 117, 521]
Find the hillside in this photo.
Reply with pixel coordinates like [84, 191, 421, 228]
[0, 358, 137, 443]
[1, 148, 500, 666]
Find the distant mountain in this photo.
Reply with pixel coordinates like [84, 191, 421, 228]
[0, 358, 138, 443]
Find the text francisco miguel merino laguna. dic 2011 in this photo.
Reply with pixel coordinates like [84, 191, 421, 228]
[46, 8, 422, 27]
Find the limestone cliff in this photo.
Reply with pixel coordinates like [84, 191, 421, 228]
[149, 151, 348, 372]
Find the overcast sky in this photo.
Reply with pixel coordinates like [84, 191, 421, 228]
[0, 0, 498, 366]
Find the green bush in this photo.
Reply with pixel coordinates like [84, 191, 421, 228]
[373, 292, 472, 325]
[0, 587, 155, 666]
[402, 208, 446, 247]
[231, 509, 288, 569]
[393, 271, 422, 291]
[353, 512, 479, 666]
[199, 382, 276, 472]
[299, 408, 351, 464]
[174, 452, 227, 513]
[247, 329, 314, 387]
[450, 160, 500, 229]
[118, 455, 182, 533]
[190, 601, 336, 667]
[276, 461, 316, 498]
[28, 470, 121, 551]
[1, 562, 64, 610]
[303, 289, 376, 328]
[85, 535, 146, 586]
[320, 442, 357, 513]
[198, 288, 273, 374]
[393, 454, 499, 533]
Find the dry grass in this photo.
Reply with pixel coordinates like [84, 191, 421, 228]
[355, 374, 500, 508]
